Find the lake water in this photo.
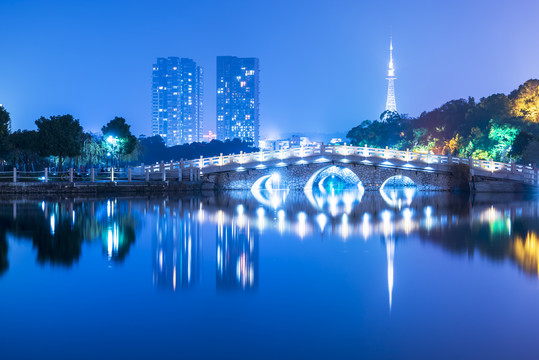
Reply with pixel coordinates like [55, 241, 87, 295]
[0, 189, 538, 359]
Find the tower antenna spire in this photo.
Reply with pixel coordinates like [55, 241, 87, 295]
[385, 37, 397, 116]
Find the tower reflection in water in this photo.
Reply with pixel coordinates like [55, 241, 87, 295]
[153, 206, 201, 291]
[216, 206, 258, 291]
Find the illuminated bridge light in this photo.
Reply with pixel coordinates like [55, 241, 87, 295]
[341, 213, 350, 240]
[297, 212, 307, 239]
[424, 206, 433, 230]
[256, 207, 265, 231]
[362, 213, 371, 241]
[277, 209, 286, 234]
[316, 213, 328, 233]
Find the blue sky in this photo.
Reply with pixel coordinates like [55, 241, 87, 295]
[0, 0, 538, 138]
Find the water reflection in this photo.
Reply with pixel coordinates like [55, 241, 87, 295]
[0, 230, 7, 275]
[152, 203, 201, 291]
[0, 191, 538, 288]
[0, 200, 138, 267]
[216, 218, 258, 291]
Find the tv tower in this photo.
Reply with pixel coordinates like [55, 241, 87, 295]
[385, 38, 397, 113]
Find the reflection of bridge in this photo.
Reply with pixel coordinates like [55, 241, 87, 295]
[137, 144, 538, 191]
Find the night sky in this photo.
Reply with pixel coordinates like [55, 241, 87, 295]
[1, 0, 538, 139]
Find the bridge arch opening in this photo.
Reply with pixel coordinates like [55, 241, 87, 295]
[304, 165, 364, 215]
[251, 173, 290, 208]
[305, 165, 362, 192]
[380, 175, 417, 208]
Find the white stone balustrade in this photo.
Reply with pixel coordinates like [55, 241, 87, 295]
[133, 144, 538, 185]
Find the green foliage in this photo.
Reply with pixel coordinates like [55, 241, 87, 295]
[488, 123, 519, 161]
[77, 133, 106, 166]
[139, 136, 259, 164]
[346, 79, 539, 162]
[101, 117, 137, 157]
[509, 132, 534, 160]
[0, 106, 11, 161]
[346, 113, 407, 149]
[7, 130, 41, 170]
[35, 115, 84, 171]
[521, 139, 539, 164]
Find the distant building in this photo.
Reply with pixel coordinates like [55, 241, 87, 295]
[216, 56, 260, 144]
[152, 57, 204, 146]
[202, 130, 217, 142]
[259, 136, 313, 151]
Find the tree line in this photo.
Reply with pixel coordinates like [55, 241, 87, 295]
[0, 109, 258, 172]
[346, 79, 539, 164]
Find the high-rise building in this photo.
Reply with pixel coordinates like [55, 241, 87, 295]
[216, 56, 259, 144]
[152, 57, 204, 146]
[385, 39, 397, 114]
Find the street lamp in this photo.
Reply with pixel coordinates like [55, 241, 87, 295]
[106, 136, 119, 169]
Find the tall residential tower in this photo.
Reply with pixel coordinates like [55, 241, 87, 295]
[385, 39, 397, 114]
[152, 57, 204, 146]
[216, 56, 259, 144]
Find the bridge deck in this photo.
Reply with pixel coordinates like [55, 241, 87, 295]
[136, 145, 538, 186]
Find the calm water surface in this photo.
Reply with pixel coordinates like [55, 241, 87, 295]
[1, 189, 539, 359]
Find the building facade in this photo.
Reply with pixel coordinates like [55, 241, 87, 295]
[216, 56, 259, 144]
[152, 57, 204, 146]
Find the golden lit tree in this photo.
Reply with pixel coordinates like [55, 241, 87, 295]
[510, 79, 539, 123]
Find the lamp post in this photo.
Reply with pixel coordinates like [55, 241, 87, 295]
[106, 136, 119, 169]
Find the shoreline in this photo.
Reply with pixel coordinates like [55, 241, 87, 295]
[0, 180, 536, 194]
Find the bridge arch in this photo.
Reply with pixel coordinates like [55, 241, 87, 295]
[251, 173, 286, 191]
[381, 175, 417, 189]
[305, 165, 362, 192]
[304, 165, 364, 215]
[380, 175, 417, 208]
[251, 173, 290, 208]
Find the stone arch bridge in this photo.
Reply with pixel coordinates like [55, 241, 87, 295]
[137, 145, 538, 192]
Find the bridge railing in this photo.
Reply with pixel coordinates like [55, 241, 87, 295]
[134, 144, 538, 186]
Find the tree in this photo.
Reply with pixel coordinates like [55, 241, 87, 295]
[101, 117, 137, 165]
[488, 123, 519, 161]
[35, 115, 84, 171]
[509, 132, 534, 160]
[139, 135, 169, 164]
[7, 130, 41, 171]
[509, 79, 539, 123]
[521, 138, 539, 164]
[346, 113, 407, 149]
[0, 106, 11, 169]
[77, 133, 105, 167]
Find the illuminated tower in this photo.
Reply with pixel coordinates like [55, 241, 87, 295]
[385, 39, 397, 114]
